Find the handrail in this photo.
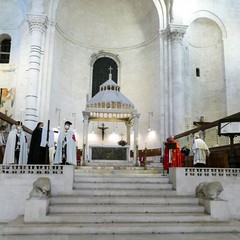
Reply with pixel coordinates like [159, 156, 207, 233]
[174, 112, 240, 139]
[0, 112, 32, 134]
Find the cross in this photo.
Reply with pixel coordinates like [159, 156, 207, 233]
[98, 123, 108, 141]
[108, 66, 113, 74]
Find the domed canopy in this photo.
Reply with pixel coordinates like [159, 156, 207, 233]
[87, 74, 134, 110]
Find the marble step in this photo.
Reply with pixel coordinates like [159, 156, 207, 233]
[72, 182, 173, 190]
[50, 195, 199, 205]
[75, 168, 162, 175]
[70, 188, 177, 196]
[4, 217, 239, 235]
[49, 203, 205, 214]
[42, 212, 213, 223]
[74, 175, 169, 183]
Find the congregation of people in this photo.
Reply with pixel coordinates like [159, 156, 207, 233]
[0, 120, 77, 166]
[1, 119, 210, 170]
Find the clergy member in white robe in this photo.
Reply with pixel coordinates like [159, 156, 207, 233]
[54, 121, 77, 165]
[192, 134, 210, 167]
[3, 121, 28, 165]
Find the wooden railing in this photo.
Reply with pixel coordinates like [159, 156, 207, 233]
[0, 112, 32, 134]
[174, 112, 240, 168]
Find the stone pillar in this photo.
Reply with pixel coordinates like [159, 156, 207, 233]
[82, 112, 89, 164]
[125, 121, 131, 145]
[133, 113, 140, 166]
[167, 24, 187, 135]
[25, 13, 47, 129]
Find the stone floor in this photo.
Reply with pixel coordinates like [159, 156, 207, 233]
[1, 224, 240, 240]
[1, 233, 240, 240]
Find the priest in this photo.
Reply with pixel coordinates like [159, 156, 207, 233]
[3, 121, 28, 165]
[54, 121, 77, 165]
[163, 135, 181, 172]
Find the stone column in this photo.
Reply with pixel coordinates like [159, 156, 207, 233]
[25, 14, 47, 129]
[125, 121, 131, 145]
[167, 24, 187, 135]
[133, 113, 140, 166]
[82, 112, 89, 165]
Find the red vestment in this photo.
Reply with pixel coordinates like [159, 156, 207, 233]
[163, 140, 181, 170]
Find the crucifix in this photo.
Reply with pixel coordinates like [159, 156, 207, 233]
[98, 123, 108, 141]
[108, 66, 113, 74]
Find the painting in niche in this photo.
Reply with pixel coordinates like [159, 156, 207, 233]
[0, 88, 15, 117]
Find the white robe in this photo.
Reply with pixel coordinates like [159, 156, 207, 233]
[54, 130, 77, 165]
[192, 138, 210, 165]
[3, 129, 28, 165]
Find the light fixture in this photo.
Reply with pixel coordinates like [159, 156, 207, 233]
[147, 112, 153, 132]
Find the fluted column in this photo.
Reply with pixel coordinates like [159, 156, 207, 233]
[25, 14, 47, 129]
[167, 24, 187, 135]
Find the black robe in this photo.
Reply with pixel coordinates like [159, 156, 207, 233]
[28, 128, 49, 164]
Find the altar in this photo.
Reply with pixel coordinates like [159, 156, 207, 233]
[89, 145, 130, 161]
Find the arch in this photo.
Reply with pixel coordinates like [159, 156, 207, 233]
[91, 57, 118, 97]
[152, 0, 168, 30]
[186, 10, 227, 39]
[90, 51, 121, 98]
[0, 34, 11, 64]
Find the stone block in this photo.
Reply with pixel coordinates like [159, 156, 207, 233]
[24, 198, 49, 222]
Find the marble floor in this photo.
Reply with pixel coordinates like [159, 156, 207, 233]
[1, 233, 240, 240]
[1, 222, 240, 240]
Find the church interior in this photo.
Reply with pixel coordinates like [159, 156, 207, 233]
[1, 0, 240, 239]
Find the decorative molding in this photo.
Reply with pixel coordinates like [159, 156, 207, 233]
[27, 14, 48, 34]
[0, 165, 63, 174]
[166, 24, 188, 42]
[90, 51, 120, 66]
[185, 168, 240, 177]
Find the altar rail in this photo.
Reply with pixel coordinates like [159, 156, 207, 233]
[0, 165, 64, 174]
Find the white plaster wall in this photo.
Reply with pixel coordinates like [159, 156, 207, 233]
[1, 0, 240, 142]
[173, 0, 240, 118]
[48, 0, 161, 149]
[0, 0, 30, 121]
[186, 18, 226, 122]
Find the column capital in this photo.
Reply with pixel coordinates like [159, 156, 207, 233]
[27, 14, 48, 33]
[166, 24, 188, 42]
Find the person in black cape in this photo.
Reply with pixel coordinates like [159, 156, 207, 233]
[28, 122, 49, 164]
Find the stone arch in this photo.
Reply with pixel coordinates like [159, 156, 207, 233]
[90, 51, 120, 98]
[186, 15, 227, 121]
[186, 10, 227, 39]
